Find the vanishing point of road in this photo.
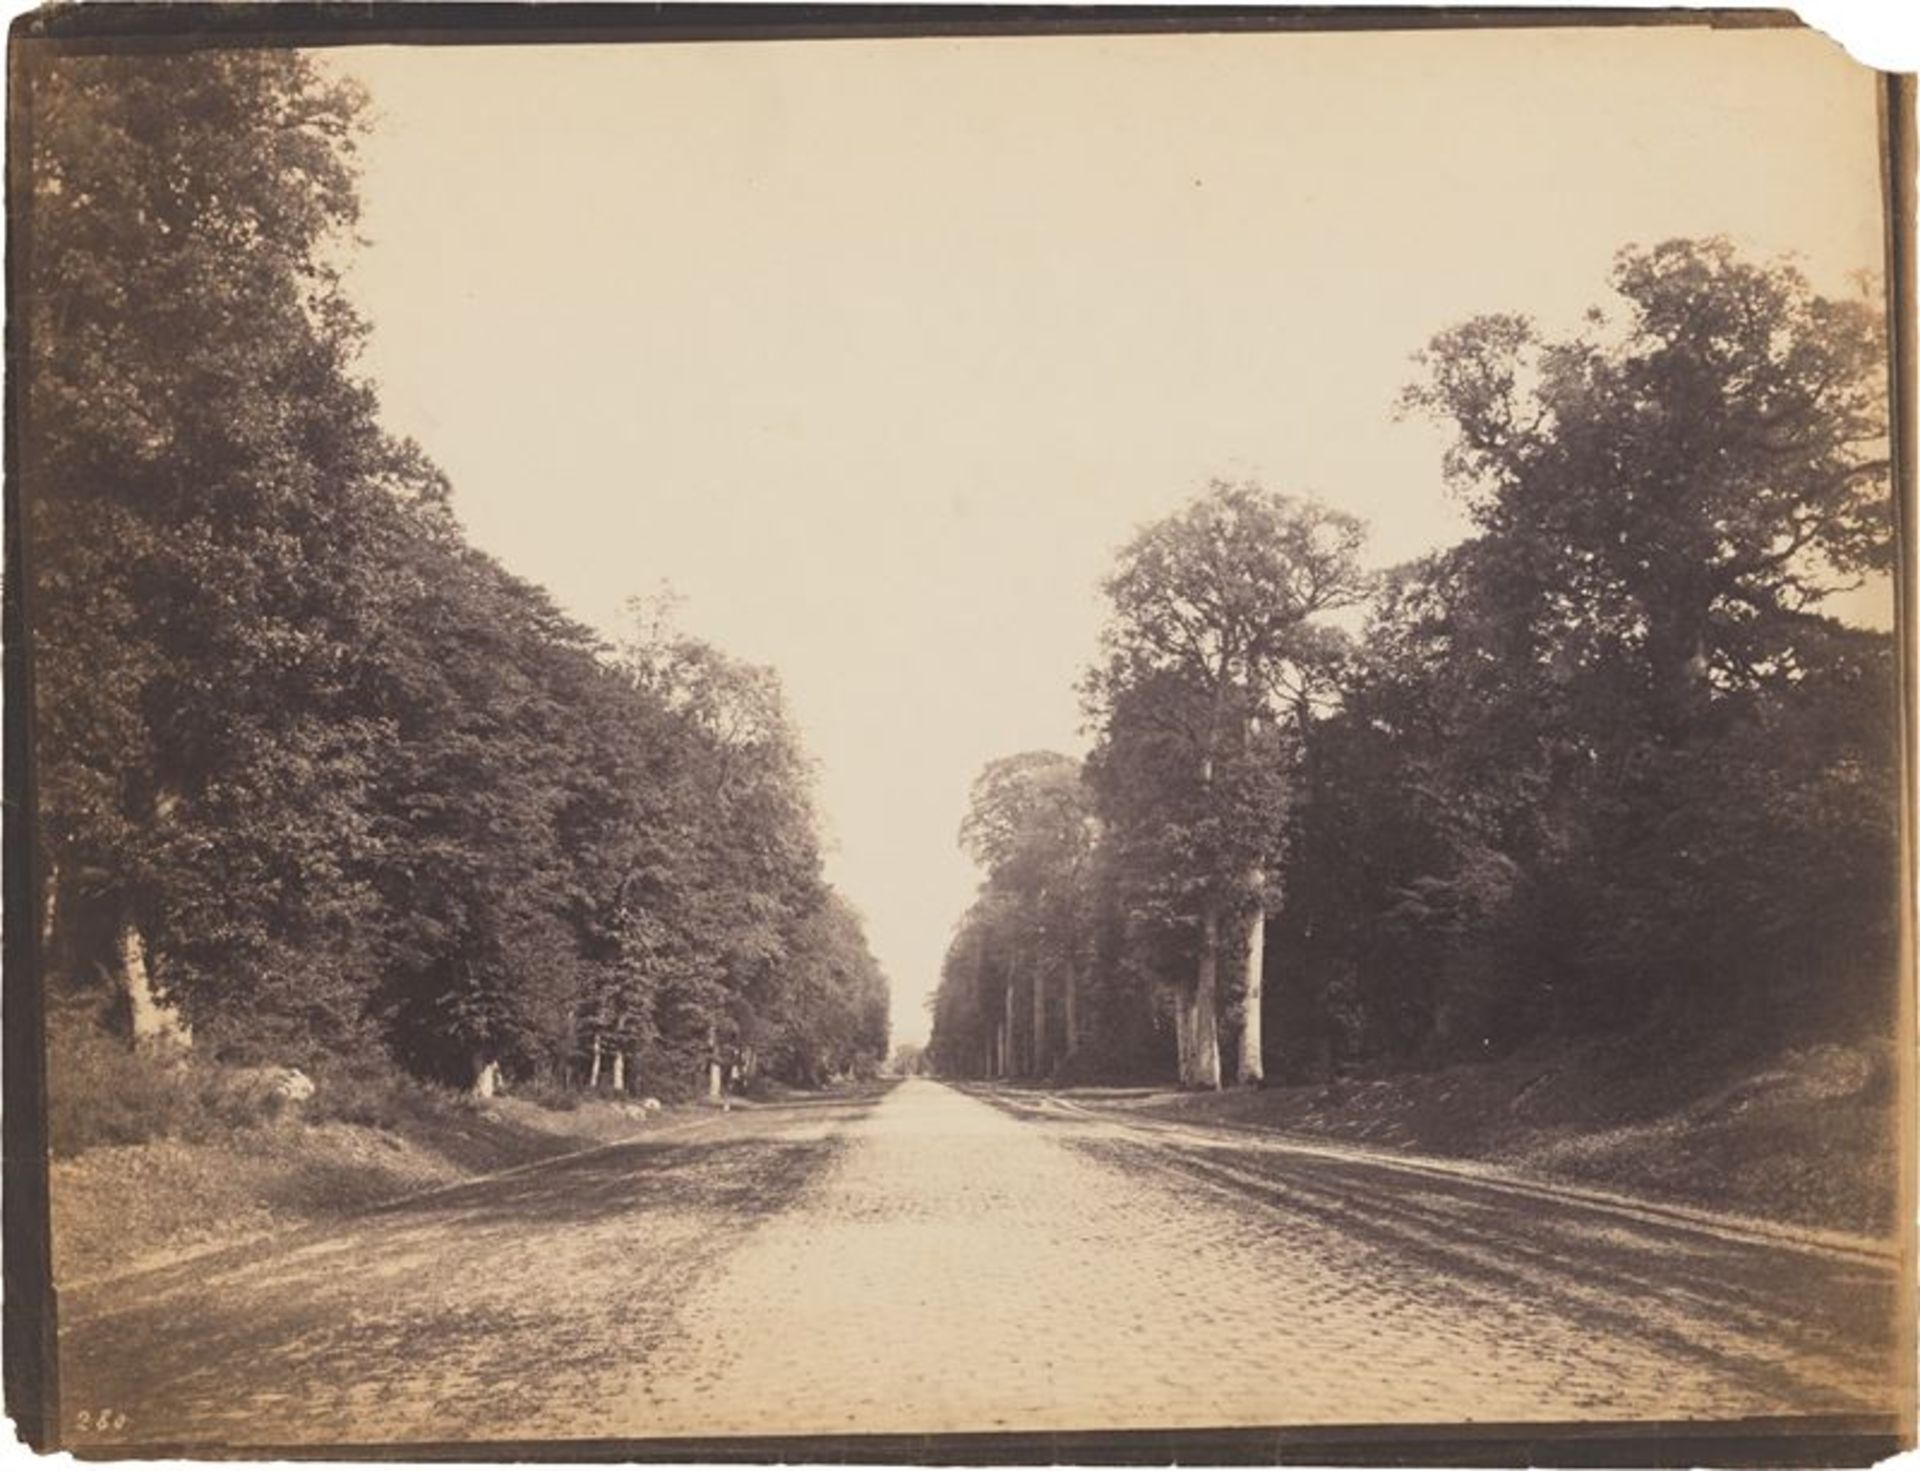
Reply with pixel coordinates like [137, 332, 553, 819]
[58, 1078, 1902, 1450]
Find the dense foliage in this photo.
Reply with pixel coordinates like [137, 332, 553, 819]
[27, 50, 888, 1097]
[930, 241, 1898, 1087]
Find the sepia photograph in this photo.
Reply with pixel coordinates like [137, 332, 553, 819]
[5, 5, 1913, 1461]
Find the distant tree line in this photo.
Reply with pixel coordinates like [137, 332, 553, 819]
[25, 51, 889, 1097]
[929, 239, 1898, 1088]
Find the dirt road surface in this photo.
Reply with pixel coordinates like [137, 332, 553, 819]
[57, 1078, 1902, 1450]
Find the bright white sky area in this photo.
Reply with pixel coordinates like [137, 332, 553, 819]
[328, 25, 1888, 1044]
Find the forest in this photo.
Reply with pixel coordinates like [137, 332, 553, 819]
[928, 243, 1900, 1090]
[26, 51, 891, 1113]
[21, 48, 1901, 1122]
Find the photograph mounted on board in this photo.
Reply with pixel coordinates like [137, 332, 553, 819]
[6, 6, 1912, 1461]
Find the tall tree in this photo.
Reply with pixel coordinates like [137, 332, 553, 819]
[1402, 237, 1891, 734]
[361, 540, 598, 1092]
[1084, 482, 1367, 1087]
[958, 752, 1096, 1076]
[618, 604, 826, 1096]
[23, 48, 444, 1057]
[1324, 235, 1902, 1049]
[760, 891, 891, 1087]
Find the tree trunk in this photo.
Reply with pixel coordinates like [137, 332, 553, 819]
[1185, 735, 1224, 1090]
[1239, 886, 1266, 1087]
[112, 787, 192, 1050]
[1031, 962, 1048, 1078]
[1063, 958, 1079, 1058]
[609, 1046, 626, 1094]
[1004, 983, 1018, 1078]
[472, 1054, 501, 1099]
[1173, 984, 1192, 1082]
[588, 1033, 603, 1090]
[113, 920, 190, 1052]
[1188, 902, 1223, 1089]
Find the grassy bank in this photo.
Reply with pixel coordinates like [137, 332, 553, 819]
[1082, 1029, 1900, 1237]
[45, 1023, 715, 1286]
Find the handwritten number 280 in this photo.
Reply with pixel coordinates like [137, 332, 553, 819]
[77, 1409, 128, 1433]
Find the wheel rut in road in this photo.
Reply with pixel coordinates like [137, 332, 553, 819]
[57, 1093, 873, 1450]
[611, 1079, 1898, 1437]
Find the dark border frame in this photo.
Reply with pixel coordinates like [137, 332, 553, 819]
[7, 2, 1807, 51]
[56, 1413, 1917, 1466]
[5, 8, 1912, 1464]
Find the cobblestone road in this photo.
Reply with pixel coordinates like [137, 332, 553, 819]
[58, 1078, 1902, 1451]
[624, 1079, 1900, 1436]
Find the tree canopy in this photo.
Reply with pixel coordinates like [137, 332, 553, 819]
[27, 48, 890, 1097]
[930, 239, 1896, 1090]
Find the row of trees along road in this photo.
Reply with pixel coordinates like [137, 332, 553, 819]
[929, 238, 1899, 1089]
[26, 51, 889, 1099]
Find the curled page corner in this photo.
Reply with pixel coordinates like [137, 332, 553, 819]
[1785, 0, 1919, 73]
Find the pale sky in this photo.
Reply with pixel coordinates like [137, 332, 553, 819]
[327, 25, 1888, 1044]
